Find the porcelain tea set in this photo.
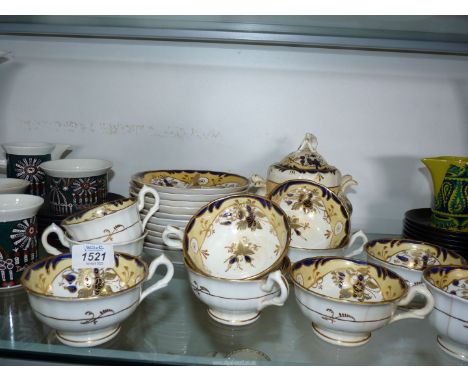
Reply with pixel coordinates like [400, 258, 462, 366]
[0, 137, 467, 359]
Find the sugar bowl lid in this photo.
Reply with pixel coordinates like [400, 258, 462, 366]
[277, 133, 337, 173]
[268, 133, 344, 188]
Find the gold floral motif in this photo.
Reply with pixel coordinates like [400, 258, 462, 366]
[80, 309, 116, 325]
[69, 269, 120, 298]
[330, 268, 381, 302]
[191, 280, 211, 296]
[426, 268, 468, 299]
[388, 249, 439, 269]
[200, 249, 210, 259]
[35, 273, 50, 295]
[103, 224, 126, 242]
[288, 216, 311, 238]
[283, 187, 336, 237]
[321, 308, 356, 323]
[270, 181, 349, 249]
[285, 188, 325, 215]
[224, 237, 260, 272]
[183, 195, 289, 280]
[120, 265, 141, 287]
[216, 200, 267, 232]
[199, 218, 215, 237]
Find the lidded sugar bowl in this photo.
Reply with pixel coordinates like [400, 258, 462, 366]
[265, 133, 357, 197]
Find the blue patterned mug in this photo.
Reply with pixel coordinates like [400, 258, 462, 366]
[40, 159, 113, 216]
[0, 142, 71, 197]
[0, 194, 44, 289]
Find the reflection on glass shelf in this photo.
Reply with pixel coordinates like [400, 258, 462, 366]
[0, 234, 465, 365]
[0, 16, 468, 54]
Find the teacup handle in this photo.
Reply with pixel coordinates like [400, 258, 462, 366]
[388, 284, 435, 324]
[162, 225, 184, 249]
[41, 223, 71, 256]
[140, 254, 174, 302]
[249, 174, 267, 196]
[343, 230, 368, 258]
[137, 185, 160, 230]
[258, 270, 289, 310]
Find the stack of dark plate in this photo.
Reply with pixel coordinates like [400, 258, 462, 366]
[37, 192, 124, 250]
[403, 208, 468, 260]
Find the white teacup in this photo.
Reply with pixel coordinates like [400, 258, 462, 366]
[21, 252, 174, 347]
[186, 259, 289, 326]
[288, 230, 368, 263]
[366, 238, 466, 286]
[291, 257, 434, 347]
[43, 228, 148, 258]
[422, 265, 468, 361]
[42, 185, 160, 246]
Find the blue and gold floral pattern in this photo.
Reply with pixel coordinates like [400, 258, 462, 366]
[21, 253, 146, 299]
[365, 239, 465, 271]
[423, 265, 468, 300]
[183, 195, 290, 280]
[291, 257, 407, 304]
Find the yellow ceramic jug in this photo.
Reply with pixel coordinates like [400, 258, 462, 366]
[421, 156, 468, 232]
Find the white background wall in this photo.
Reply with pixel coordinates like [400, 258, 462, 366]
[0, 35, 467, 233]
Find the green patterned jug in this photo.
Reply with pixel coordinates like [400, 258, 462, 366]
[421, 156, 468, 232]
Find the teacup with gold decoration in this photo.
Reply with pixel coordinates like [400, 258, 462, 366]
[290, 256, 434, 347]
[422, 265, 468, 361]
[162, 194, 291, 280]
[42, 184, 160, 246]
[365, 238, 466, 285]
[42, 225, 149, 257]
[21, 252, 174, 347]
[184, 255, 289, 326]
[288, 230, 368, 263]
[269, 179, 351, 251]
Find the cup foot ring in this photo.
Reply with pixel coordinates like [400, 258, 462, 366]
[437, 336, 468, 361]
[56, 325, 121, 347]
[207, 309, 260, 326]
[312, 323, 371, 347]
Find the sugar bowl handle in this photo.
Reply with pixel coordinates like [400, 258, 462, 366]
[140, 254, 174, 302]
[388, 284, 435, 324]
[250, 174, 267, 196]
[138, 185, 160, 230]
[258, 270, 289, 310]
[162, 225, 184, 249]
[41, 223, 71, 256]
[338, 175, 358, 194]
[343, 230, 368, 258]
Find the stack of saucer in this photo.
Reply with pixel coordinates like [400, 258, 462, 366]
[129, 170, 250, 260]
[403, 208, 468, 259]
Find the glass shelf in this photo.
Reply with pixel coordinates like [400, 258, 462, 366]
[0, 16, 468, 55]
[0, 234, 465, 365]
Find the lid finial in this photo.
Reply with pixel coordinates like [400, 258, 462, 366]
[298, 133, 318, 152]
